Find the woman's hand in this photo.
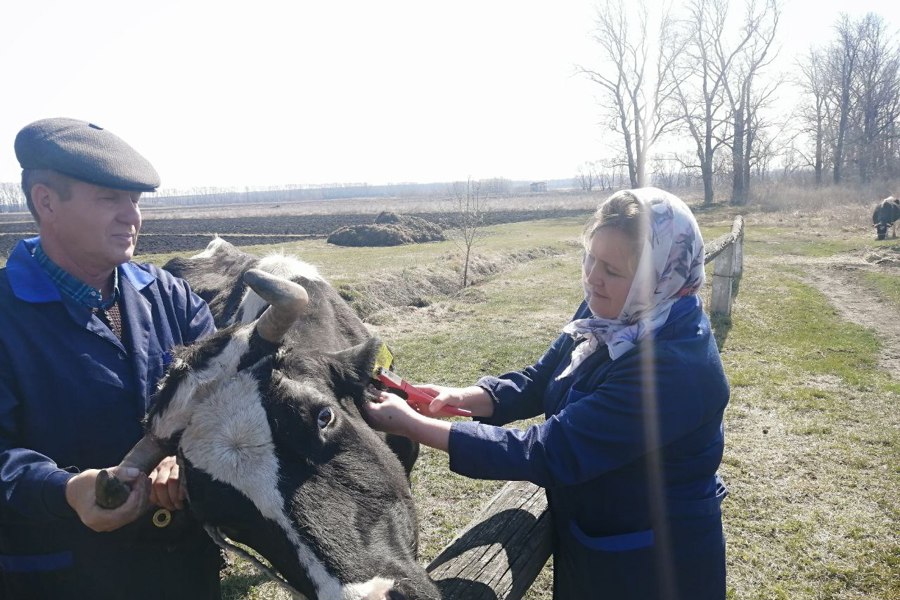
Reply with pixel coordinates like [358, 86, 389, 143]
[415, 384, 495, 418]
[365, 390, 452, 452]
[365, 390, 423, 437]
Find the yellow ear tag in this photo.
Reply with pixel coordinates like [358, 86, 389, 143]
[373, 343, 395, 376]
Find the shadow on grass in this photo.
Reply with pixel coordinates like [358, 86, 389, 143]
[710, 275, 741, 349]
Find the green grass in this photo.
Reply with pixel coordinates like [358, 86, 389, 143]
[714, 226, 898, 600]
[744, 226, 873, 258]
[121, 210, 900, 600]
[862, 270, 900, 306]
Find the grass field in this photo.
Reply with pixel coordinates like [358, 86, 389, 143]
[129, 195, 900, 599]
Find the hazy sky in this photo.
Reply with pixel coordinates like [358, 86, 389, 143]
[1, 0, 897, 191]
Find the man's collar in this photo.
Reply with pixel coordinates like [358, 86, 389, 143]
[33, 242, 119, 310]
[7, 237, 155, 304]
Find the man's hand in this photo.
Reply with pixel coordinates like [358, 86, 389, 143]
[149, 455, 186, 510]
[65, 466, 150, 532]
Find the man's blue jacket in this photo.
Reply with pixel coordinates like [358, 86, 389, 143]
[449, 297, 729, 599]
[0, 237, 218, 598]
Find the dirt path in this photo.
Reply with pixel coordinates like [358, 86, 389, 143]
[786, 248, 900, 379]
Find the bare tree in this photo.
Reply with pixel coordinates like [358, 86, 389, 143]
[0, 183, 25, 213]
[717, 0, 781, 206]
[829, 15, 864, 184]
[853, 14, 900, 183]
[579, 0, 681, 188]
[797, 48, 835, 185]
[575, 161, 600, 191]
[670, 0, 735, 205]
[449, 178, 487, 289]
[795, 13, 900, 185]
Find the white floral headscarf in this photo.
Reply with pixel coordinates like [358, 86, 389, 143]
[558, 187, 705, 377]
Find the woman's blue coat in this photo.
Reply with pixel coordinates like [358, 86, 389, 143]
[0, 238, 220, 599]
[449, 296, 729, 599]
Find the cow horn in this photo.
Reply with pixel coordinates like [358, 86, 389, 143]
[95, 434, 168, 509]
[244, 268, 309, 343]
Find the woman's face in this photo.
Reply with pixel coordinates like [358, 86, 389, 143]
[583, 227, 637, 319]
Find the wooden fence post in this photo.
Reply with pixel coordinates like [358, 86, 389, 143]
[710, 242, 735, 316]
[731, 216, 744, 277]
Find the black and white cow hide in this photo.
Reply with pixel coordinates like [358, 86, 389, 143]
[97, 238, 438, 600]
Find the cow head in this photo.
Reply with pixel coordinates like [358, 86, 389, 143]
[97, 269, 439, 600]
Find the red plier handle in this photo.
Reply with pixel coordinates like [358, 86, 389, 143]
[374, 368, 472, 417]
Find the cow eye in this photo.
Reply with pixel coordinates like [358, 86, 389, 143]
[316, 406, 335, 429]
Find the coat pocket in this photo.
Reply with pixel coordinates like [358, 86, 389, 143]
[556, 520, 660, 599]
[568, 519, 655, 552]
[0, 551, 73, 573]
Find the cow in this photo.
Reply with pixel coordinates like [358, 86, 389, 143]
[95, 238, 439, 600]
[873, 196, 900, 240]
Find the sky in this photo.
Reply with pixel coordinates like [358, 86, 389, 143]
[1, 0, 898, 192]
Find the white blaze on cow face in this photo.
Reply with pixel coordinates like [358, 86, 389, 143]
[150, 326, 254, 440]
[231, 253, 323, 326]
[178, 372, 280, 508]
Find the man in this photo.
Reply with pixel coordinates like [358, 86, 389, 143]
[0, 118, 222, 599]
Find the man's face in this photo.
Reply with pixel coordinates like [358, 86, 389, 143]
[40, 179, 142, 274]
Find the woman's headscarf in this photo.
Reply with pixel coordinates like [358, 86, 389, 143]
[558, 187, 705, 377]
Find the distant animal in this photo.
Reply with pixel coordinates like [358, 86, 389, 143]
[872, 196, 900, 240]
[96, 237, 437, 600]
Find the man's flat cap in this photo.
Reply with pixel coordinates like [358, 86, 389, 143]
[15, 117, 160, 192]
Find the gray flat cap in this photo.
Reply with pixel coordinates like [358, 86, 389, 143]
[15, 117, 160, 191]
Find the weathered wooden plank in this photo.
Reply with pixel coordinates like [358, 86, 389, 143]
[704, 232, 735, 264]
[705, 215, 744, 265]
[427, 480, 552, 600]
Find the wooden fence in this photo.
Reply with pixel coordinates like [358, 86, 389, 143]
[425, 215, 746, 600]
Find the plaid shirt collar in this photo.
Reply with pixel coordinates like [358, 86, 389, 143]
[33, 242, 120, 310]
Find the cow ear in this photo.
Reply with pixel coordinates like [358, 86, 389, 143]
[326, 338, 382, 398]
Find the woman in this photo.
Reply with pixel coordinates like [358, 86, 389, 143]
[365, 187, 729, 599]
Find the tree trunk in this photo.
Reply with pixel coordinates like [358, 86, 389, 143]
[742, 119, 753, 200]
[814, 117, 824, 185]
[730, 106, 747, 206]
[701, 156, 714, 206]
